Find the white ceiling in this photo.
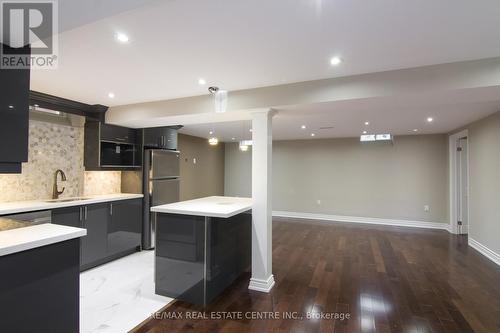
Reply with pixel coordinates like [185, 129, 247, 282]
[179, 87, 500, 141]
[31, 0, 500, 107]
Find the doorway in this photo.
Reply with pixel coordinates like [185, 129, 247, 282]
[449, 130, 469, 235]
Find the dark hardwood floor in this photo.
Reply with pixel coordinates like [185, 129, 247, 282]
[132, 218, 500, 333]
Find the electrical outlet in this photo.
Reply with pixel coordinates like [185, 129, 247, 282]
[424, 205, 430, 212]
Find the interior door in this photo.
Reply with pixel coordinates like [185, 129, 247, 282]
[457, 137, 469, 234]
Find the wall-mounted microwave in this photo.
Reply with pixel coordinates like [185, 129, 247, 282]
[84, 121, 142, 170]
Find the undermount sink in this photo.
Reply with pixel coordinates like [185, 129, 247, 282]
[44, 197, 90, 203]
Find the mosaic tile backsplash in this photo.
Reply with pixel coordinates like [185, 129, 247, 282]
[0, 120, 121, 202]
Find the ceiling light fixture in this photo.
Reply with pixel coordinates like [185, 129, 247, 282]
[115, 33, 129, 43]
[208, 86, 228, 113]
[330, 56, 342, 66]
[209, 130, 213, 135]
[301, 125, 306, 129]
[208, 137, 218, 146]
[108, 92, 115, 98]
[198, 78, 206, 85]
[427, 117, 434, 123]
[311, 133, 316, 137]
[249, 129, 252, 133]
[363, 130, 367, 134]
[231, 137, 235, 141]
[364, 121, 370, 126]
[413, 129, 418, 132]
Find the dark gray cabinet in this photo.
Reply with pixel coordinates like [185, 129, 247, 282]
[107, 199, 142, 257]
[143, 126, 179, 150]
[52, 199, 142, 270]
[0, 238, 80, 333]
[0, 44, 30, 173]
[80, 204, 108, 268]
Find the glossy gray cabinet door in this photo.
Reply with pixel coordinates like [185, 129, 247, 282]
[0, 44, 30, 173]
[52, 206, 82, 228]
[80, 204, 108, 268]
[108, 199, 142, 256]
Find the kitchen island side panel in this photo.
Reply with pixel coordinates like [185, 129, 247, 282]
[155, 211, 251, 305]
[0, 238, 80, 333]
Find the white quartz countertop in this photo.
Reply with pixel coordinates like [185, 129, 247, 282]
[0, 223, 86, 256]
[0, 193, 144, 216]
[151, 196, 252, 218]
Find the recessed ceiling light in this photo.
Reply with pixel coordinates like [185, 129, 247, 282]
[8, 105, 14, 109]
[363, 130, 367, 134]
[413, 129, 418, 132]
[198, 78, 206, 85]
[209, 130, 213, 135]
[427, 117, 434, 123]
[231, 137, 235, 141]
[249, 129, 252, 132]
[301, 125, 306, 129]
[364, 121, 370, 126]
[330, 56, 342, 66]
[116, 33, 129, 43]
[311, 133, 315, 137]
[108, 92, 115, 98]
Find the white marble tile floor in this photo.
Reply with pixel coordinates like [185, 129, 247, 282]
[80, 250, 173, 333]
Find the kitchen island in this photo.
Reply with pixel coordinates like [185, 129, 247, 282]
[0, 219, 86, 333]
[151, 196, 252, 305]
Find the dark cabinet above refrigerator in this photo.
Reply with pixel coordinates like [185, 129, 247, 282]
[143, 126, 181, 150]
[84, 121, 142, 170]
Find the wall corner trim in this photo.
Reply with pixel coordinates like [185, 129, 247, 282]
[272, 211, 450, 231]
[248, 275, 275, 293]
[468, 238, 500, 266]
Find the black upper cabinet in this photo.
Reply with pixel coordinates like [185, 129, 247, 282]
[84, 120, 142, 170]
[0, 44, 30, 173]
[143, 126, 180, 150]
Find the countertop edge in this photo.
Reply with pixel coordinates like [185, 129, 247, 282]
[0, 224, 87, 257]
[0, 194, 144, 216]
[151, 206, 252, 218]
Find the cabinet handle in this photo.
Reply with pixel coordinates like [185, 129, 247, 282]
[110, 203, 113, 216]
[84, 206, 88, 220]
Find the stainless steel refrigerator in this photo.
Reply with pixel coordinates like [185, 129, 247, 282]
[143, 149, 180, 249]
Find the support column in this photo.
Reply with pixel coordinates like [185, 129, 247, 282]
[248, 109, 276, 293]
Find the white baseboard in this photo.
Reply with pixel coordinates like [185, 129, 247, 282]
[273, 211, 450, 231]
[468, 238, 500, 266]
[248, 275, 275, 293]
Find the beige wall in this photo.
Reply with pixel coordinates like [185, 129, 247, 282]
[225, 135, 449, 222]
[467, 111, 500, 255]
[224, 143, 252, 197]
[178, 134, 225, 201]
